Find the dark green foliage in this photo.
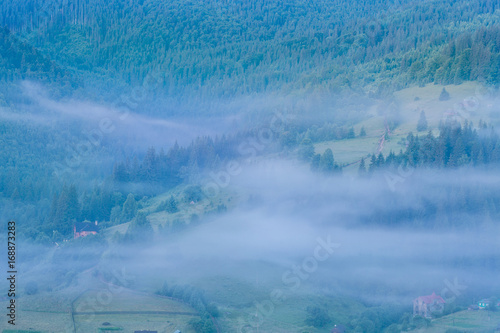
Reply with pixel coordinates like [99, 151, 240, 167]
[356, 121, 500, 228]
[189, 316, 217, 333]
[1, 0, 500, 275]
[359, 126, 367, 137]
[205, 303, 220, 318]
[410, 315, 431, 329]
[368, 154, 377, 173]
[113, 135, 241, 189]
[305, 305, 331, 328]
[351, 306, 407, 333]
[0, 27, 74, 86]
[316, 148, 341, 174]
[1, 0, 500, 243]
[303, 123, 364, 143]
[319, 148, 335, 173]
[120, 193, 137, 222]
[157, 282, 219, 332]
[157, 195, 179, 213]
[358, 157, 367, 177]
[184, 185, 203, 203]
[417, 111, 428, 132]
[311, 153, 321, 171]
[347, 127, 356, 139]
[298, 138, 315, 161]
[49, 184, 80, 236]
[371, 120, 500, 170]
[439, 87, 451, 101]
[0, 0, 498, 100]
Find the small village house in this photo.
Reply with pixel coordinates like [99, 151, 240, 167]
[478, 299, 490, 309]
[413, 292, 445, 318]
[74, 220, 99, 239]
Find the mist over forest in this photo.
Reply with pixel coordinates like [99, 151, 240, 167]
[1, 0, 500, 332]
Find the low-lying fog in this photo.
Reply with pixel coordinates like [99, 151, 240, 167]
[102, 161, 500, 304]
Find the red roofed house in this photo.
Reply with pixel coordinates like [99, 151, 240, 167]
[74, 220, 99, 239]
[413, 292, 445, 318]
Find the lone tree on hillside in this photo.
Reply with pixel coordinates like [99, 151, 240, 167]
[347, 127, 355, 139]
[439, 87, 450, 101]
[417, 110, 428, 132]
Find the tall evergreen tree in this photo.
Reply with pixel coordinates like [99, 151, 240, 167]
[347, 127, 355, 139]
[358, 157, 367, 177]
[319, 148, 335, 173]
[121, 193, 138, 222]
[417, 111, 428, 132]
[311, 153, 321, 171]
[368, 154, 377, 173]
[439, 87, 450, 101]
[298, 138, 315, 161]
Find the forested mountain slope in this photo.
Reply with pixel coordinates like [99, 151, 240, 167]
[0, 0, 499, 99]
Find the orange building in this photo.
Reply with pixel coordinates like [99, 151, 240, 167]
[74, 220, 99, 239]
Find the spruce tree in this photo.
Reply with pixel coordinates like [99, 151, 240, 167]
[358, 157, 367, 177]
[298, 138, 315, 161]
[121, 193, 138, 221]
[417, 110, 428, 132]
[376, 152, 385, 167]
[439, 87, 450, 101]
[368, 154, 377, 173]
[347, 127, 355, 139]
[319, 149, 335, 173]
[311, 154, 321, 171]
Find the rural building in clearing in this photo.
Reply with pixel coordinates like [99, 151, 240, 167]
[413, 292, 445, 318]
[73, 220, 99, 239]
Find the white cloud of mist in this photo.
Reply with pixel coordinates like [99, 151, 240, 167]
[7, 81, 500, 310]
[93, 159, 500, 304]
[0, 81, 236, 150]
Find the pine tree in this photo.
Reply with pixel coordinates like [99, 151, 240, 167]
[368, 154, 377, 173]
[417, 111, 428, 132]
[347, 127, 355, 139]
[439, 87, 450, 101]
[298, 138, 315, 161]
[66, 184, 80, 222]
[166, 195, 178, 213]
[142, 147, 158, 181]
[376, 152, 385, 167]
[358, 157, 367, 177]
[311, 154, 321, 171]
[319, 149, 335, 173]
[359, 126, 367, 137]
[121, 193, 138, 221]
